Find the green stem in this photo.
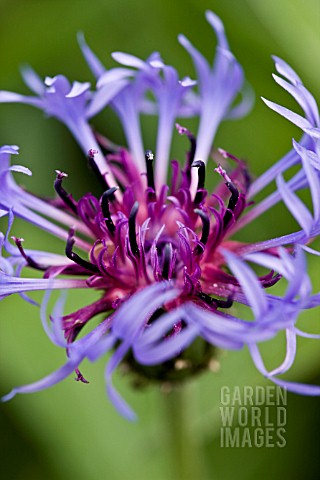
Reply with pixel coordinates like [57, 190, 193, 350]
[164, 384, 205, 480]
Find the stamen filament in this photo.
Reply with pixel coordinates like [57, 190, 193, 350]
[101, 187, 119, 235]
[162, 243, 172, 280]
[176, 124, 197, 183]
[194, 209, 210, 255]
[128, 202, 140, 257]
[215, 164, 240, 228]
[192, 160, 206, 205]
[54, 171, 78, 214]
[223, 181, 239, 228]
[12, 237, 46, 271]
[145, 150, 156, 191]
[88, 149, 111, 190]
[66, 228, 100, 273]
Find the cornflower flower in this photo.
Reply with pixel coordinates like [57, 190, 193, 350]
[1, 11, 320, 420]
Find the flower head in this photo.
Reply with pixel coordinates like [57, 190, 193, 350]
[1, 11, 320, 421]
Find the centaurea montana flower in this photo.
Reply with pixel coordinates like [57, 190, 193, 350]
[1, 11, 320, 421]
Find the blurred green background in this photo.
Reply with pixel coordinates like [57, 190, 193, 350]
[0, 0, 320, 479]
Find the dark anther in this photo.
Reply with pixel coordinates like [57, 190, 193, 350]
[162, 243, 172, 280]
[185, 132, 196, 171]
[192, 160, 205, 189]
[87, 149, 110, 189]
[101, 187, 119, 235]
[192, 160, 206, 205]
[145, 150, 156, 191]
[12, 236, 46, 271]
[66, 228, 100, 273]
[223, 180, 239, 228]
[54, 171, 78, 214]
[194, 209, 210, 255]
[197, 292, 233, 309]
[176, 124, 196, 182]
[128, 202, 140, 257]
